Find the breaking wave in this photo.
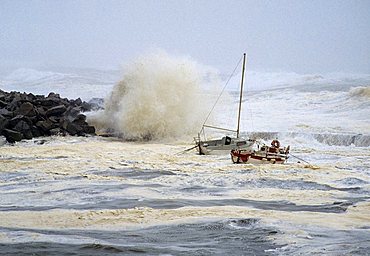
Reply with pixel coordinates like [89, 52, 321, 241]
[246, 132, 370, 147]
[90, 51, 212, 140]
[349, 86, 370, 99]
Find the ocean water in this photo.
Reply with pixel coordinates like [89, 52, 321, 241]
[0, 62, 370, 255]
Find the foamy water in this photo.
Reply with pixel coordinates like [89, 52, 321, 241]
[0, 54, 370, 255]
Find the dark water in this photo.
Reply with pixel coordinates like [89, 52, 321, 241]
[0, 218, 280, 256]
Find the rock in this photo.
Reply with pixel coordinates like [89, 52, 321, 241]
[83, 125, 95, 134]
[31, 125, 43, 137]
[16, 102, 36, 116]
[13, 120, 33, 139]
[48, 92, 60, 98]
[46, 105, 66, 117]
[72, 114, 87, 125]
[9, 115, 32, 128]
[2, 129, 23, 143]
[64, 122, 83, 135]
[74, 97, 82, 106]
[64, 106, 81, 121]
[0, 100, 7, 108]
[0, 108, 13, 117]
[0, 90, 97, 142]
[0, 114, 9, 132]
[37, 98, 60, 107]
[81, 101, 91, 112]
[48, 116, 60, 123]
[36, 119, 55, 132]
[36, 106, 47, 117]
[50, 127, 62, 135]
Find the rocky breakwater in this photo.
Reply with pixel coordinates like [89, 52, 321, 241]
[0, 90, 96, 143]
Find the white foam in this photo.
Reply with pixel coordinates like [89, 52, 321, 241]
[90, 51, 215, 140]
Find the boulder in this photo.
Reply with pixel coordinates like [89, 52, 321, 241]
[0, 114, 9, 132]
[0, 90, 97, 142]
[63, 106, 81, 122]
[2, 129, 23, 143]
[50, 127, 62, 135]
[9, 115, 32, 128]
[13, 120, 33, 140]
[64, 122, 83, 135]
[31, 126, 43, 137]
[81, 101, 91, 112]
[46, 105, 67, 117]
[0, 108, 13, 117]
[48, 92, 60, 98]
[73, 97, 82, 106]
[16, 102, 36, 116]
[83, 125, 96, 134]
[36, 119, 55, 132]
[72, 114, 87, 125]
[0, 100, 7, 108]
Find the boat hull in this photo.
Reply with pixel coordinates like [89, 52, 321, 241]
[197, 137, 254, 155]
[231, 149, 288, 164]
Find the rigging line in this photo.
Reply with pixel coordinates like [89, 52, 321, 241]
[199, 54, 243, 134]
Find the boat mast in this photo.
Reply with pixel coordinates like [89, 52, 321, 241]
[236, 53, 246, 138]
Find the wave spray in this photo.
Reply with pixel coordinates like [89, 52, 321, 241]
[91, 51, 212, 140]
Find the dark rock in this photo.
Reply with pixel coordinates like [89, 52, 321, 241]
[72, 114, 87, 125]
[49, 116, 60, 123]
[36, 106, 47, 117]
[50, 127, 62, 135]
[0, 100, 7, 108]
[74, 98, 82, 106]
[0, 114, 9, 132]
[31, 126, 43, 137]
[14, 120, 33, 139]
[7, 98, 21, 111]
[81, 101, 91, 112]
[14, 120, 30, 132]
[64, 122, 83, 135]
[16, 102, 36, 116]
[46, 105, 66, 117]
[0, 108, 13, 117]
[0, 90, 97, 141]
[63, 106, 81, 122]
[37, 98, 60, 107]
[83, 125, 95, 134]
[36, 119, 55, 132]
[2, 129, 23, 143]
[48, 92, 60, 98]
[9, 115, 32, 128]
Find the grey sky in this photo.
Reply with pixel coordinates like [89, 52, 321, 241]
[1, 0, 369, 74]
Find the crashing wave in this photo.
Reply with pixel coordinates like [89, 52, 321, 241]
[349, 86, 370, 99]
[246, 131, 370, 147]
[89, 51, 213, 140]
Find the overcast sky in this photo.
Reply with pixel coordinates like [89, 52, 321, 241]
[1, 0, 369, 74]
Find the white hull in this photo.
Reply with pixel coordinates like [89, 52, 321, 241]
[197, 136, 254, 155]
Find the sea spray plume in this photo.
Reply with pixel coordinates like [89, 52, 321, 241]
[91, 52, 212, 140]
[349, 86, 370, 98]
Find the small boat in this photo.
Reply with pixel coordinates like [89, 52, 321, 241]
[196, 135, 255, 155]
[231, 139, 290, 164]
[196, 53, 254, 155]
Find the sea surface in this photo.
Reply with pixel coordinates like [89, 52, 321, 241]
[0, 67, 369, 255]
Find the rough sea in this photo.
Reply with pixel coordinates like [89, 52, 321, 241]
[0, 63, 369, 255]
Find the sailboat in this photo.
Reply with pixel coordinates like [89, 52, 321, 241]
[195, 53, 255, 155]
